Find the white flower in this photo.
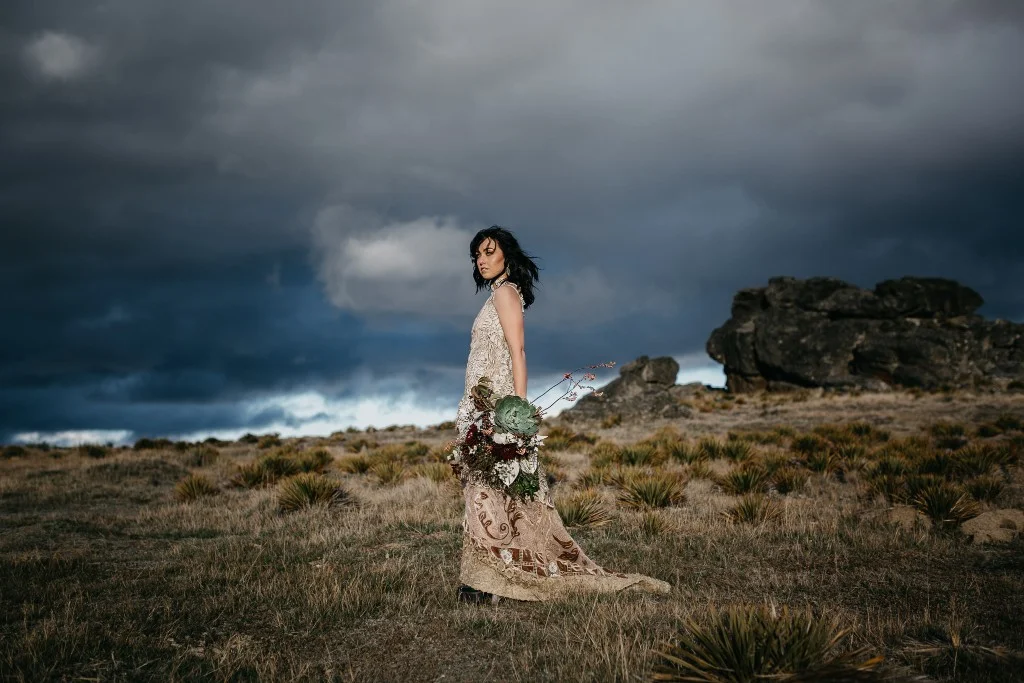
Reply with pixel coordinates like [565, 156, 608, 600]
[492, 431, 516, 445]
[492, 459, 520, 486]
[519, 451, 539, 474]
[548, 561, 559, 576]
[499, 548, 513, 565]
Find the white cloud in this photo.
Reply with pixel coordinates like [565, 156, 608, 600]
[23, 31, 97, 81]
[311, 206, 481, 316]
[13, 429, 132, 447]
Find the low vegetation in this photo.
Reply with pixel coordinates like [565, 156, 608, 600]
[1, 388, 1022, 680]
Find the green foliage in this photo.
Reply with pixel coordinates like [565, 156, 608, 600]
[651, 604, 885, 682]
[616, 443, 665, 467]
[616, 474, 686, 510]
[238, 433, 260, 444]
[726, 494, 782, 525]
[277, 473, 351, 512]
[507, 470, 540, 501]
[639, 511, 669, 537]
[555, 489, 612, 528]
[174, 474, 219, 502]
[667, 441, 705, 464]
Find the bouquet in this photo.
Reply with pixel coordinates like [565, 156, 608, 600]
[447, 362, 614, 503]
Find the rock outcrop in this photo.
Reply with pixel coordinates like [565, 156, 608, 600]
[707, 276, 1024, 392]
[558, 355, 704, 424]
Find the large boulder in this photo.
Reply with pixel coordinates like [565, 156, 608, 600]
[707, 276, 1024, 392]
[558, 355, 696, 424]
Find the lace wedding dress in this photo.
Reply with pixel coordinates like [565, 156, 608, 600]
[454, 279, 672, 601]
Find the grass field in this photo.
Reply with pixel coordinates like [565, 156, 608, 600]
[2, 387, 1024, 682]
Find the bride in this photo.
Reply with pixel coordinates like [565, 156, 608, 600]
[454, 226, 671, 604]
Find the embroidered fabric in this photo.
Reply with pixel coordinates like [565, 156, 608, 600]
[453, 279, 671, 601]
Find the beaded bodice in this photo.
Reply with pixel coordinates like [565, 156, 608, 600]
[455, 279, 526, 439]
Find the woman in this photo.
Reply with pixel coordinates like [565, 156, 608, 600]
[454, 226, 671, 604]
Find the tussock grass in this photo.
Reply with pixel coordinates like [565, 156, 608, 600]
[277, 473, 351, 512]
[184, 444, 219, 467]
[772, 467, 806, 495]
[726, 494, 783, 525]
[616, 474, 686, 509]
[652, 604, 886, 682]
[717, 466, 769, 495]
[912, 482, 981, 529]
[411, 462, 452, 483]
[555, 489, 613, 528]
[370, 460, 407, 486]
[174, 474, 219, 502]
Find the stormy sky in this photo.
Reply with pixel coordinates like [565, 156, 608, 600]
[3, 1, 1023, 445]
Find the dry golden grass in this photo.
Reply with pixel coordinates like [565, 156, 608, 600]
[2, 389, 1023, 681]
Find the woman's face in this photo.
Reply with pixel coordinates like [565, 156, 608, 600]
[474, 237, 506, 279]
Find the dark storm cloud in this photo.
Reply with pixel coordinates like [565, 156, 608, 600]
[2, 0, 1023, 442]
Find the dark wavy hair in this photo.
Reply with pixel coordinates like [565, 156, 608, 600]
[469, 226, 541, 310]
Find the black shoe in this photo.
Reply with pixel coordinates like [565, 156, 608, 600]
[457, 584, 500, 605]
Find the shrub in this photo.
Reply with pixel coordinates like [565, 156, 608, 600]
[433, 420, 456, 431]
[555, 489, 613, 528]
[994, 412, 1023, 431]
[912, 482, 981, 529]
[257, 433, 282, 449]
[725, 494, 782, 525]
[133, 437, 173, 450]
[616, 474, 686, 509]
[869, 455, 910, 478]
[2, 445, 27, 459]
[975, 423, 1003, 438]
[717, 466, 769, 495]
[259, 452, 301, 479]
[916, 451, 955, 478]
[277, 473, 351, 512]
[174, 474, 219, 502]
[238, 433, 260, 444]
[651, 604, 884, 681]
[78, 444, 109, 459]
[953, 444, 1004, 478]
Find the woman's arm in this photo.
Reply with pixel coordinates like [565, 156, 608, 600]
[493, 286, 527, 399]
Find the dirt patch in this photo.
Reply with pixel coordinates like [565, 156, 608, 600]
[961, 509, 1024, 544]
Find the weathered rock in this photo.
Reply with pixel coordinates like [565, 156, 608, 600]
[961, 509, 1024, 544]
[707, 276, 1024, 392]
[559, 355, 696, 424]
